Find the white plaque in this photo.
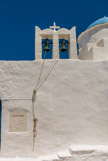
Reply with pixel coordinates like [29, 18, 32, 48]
[10, 112, 26, 132]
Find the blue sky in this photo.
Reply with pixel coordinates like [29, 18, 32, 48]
[0, 0, 108, 60]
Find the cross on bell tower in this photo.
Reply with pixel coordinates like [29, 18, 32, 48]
[50, 22, 60, 31]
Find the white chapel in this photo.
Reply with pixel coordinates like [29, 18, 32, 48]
[0, 17, 108, 160]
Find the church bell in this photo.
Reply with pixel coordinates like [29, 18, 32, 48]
[60, 39, 68, 52]
[43, 39, 50, 52]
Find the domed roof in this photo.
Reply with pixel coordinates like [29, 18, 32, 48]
[87, 17, 108, 29]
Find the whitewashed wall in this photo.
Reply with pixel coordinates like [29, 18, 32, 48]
[0, 60, 108, 157]
[78, 24, 108, 60]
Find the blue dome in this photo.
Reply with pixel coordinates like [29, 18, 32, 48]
[87, 17, 108, 29]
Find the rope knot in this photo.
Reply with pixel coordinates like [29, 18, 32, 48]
[33, 117, 38, 137]
[32, 90, 37, 103]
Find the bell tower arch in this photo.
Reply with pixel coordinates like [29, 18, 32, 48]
[35, 23, 78, 59]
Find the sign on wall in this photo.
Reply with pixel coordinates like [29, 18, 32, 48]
[9, 113, 26, 132]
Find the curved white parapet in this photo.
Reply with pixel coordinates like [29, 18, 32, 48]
[78, 23, 108, 60]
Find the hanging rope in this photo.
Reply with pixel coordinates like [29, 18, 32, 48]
[35, 51, 47, 90]
[32, 52, 58, 151]
[36, 59, 58, 91]
[32, 51, 46, 151]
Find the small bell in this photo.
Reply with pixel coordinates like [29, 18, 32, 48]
[43, 39, 50, 52]
[60, 39, 68, 52]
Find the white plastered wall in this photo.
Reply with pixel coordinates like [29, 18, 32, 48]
[78, 23, 108, 60]
[0, 60, 108, 156]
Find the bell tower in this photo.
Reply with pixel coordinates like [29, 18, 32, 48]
[35, 22, 78, 59]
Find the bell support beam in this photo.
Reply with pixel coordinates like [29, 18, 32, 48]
[35, 26, 42, 59]
[69, 27, 78, 59]
[53, 33, 59, 59]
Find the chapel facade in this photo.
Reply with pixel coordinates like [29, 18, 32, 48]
[0, 17, 108, 160]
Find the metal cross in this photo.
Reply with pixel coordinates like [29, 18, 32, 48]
[50, 22, 60, 31]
